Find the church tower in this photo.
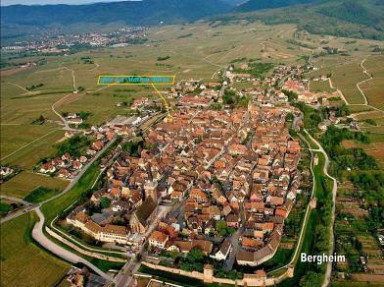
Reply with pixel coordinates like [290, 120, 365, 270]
[144, 180, 158, 203]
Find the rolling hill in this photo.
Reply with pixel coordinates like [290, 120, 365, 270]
[1, 0, 383, 42]
[215, 0, 384, 40]
[236, 0, 318, 12]
[1, 0, 231, 26]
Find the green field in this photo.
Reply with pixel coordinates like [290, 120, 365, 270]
[1, 171, 68, 199]
[348, 105, 373, 114]
[0, 124, 59, 158]
[331, 283, 384, 287]
[41, 163, 100, 223]
[0, 212, 69, 287]
[309, 80, 335, 93]
[331, 62, 367, 104]
[1, 128, 64, 169]
[0, 202, 12, 217]
[360, 55, 384, 111]
[24, 187, 61, 203]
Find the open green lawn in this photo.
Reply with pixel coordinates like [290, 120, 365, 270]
[1, 171, 68, 199]
[41, 163, 100, 223]
[24, 187, 61, 203]
[0, 212, 69, 287]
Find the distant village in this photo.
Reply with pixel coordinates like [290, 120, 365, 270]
[1, 26, 148, 55]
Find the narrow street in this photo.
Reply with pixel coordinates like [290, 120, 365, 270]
[114, 205, 171, 287]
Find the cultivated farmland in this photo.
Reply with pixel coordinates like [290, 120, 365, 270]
[0, 212, 69, 287]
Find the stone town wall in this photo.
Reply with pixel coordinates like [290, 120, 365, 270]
[46, 227, 126, 263]
[142, 261, 293, 286]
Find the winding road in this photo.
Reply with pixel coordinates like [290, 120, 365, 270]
[0, 195, 36, 224]
[51, 93, 80, 131]
[304, 131, 338, 287]
[1, 139, 117, 281]
[33, 208, 114, 280]
[356, 59, 371, 106]
[329, 57, 384, 114]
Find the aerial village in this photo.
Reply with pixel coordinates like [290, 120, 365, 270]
[59, 61, 328, 276]
[28, 60, 359, 287]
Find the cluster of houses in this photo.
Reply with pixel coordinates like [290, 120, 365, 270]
[39, 126, 116, 179]
[61, 60, 310, 271]
[141, 105, 301, 267]
[65, 102, 301, 269]
[66, 148, 161, 247]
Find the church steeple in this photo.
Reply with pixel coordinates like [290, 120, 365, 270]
[144, 180, 158, 203]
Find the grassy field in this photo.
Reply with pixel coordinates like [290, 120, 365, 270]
[1, 171, 68, 199]
[331, 282, 384, 287]
[360, 55, 384, 111]
[1, 21, 382, 138]
[309, 80, 335, 93]
[348, 105, 373, 113]
[0, 212, 69, 287]
[331, 62, 367, 105]
[24, 187, 61, 203]
[0, 22, 313, 128]
[0, 202, 12, 217]
[41, 163, 100, 223]
[0, 124, 58, 157]
[1, 127, 64, 169]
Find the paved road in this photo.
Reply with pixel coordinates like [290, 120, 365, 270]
[33, 208, 113, 280]
[223, 228, 242, 271]
[0, 139, 119, 280]
[0, 195, 36, 224]
[51, 93, 79, 132]
[0, 195, 30, 205]
[29, 140, 119, 282]
[305, 131, 338, 287]
[1, 138, 116, 226]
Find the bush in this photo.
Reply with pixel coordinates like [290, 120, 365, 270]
[100, 197, 111, 209]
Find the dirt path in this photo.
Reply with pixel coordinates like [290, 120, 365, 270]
[356, 58, 371, 105]
[62, 67, 77, 91]
[6, 82, 30, 92]
[329, 58, 384, 114]
[329, 78, 349, 105]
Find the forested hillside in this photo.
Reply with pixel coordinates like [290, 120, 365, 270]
[214, 0, 384, 40]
